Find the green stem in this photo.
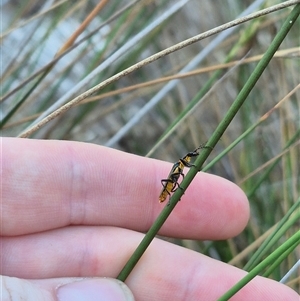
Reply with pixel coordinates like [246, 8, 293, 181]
[117, 3, 300, 283]
[244, 199, 300, 271]
[203, 126, 300, 173]
[216, 231, 300, 301]
[262, 242, 299, 278]
[0, 71, 49, 129]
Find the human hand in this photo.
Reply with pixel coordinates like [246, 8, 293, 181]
[2, 138, 298, 301]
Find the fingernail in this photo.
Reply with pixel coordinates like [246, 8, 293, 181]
[57, 278, 134, 301]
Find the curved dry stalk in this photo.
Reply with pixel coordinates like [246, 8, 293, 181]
[56, 0, 109, 56]
[18, 0, 300, 138]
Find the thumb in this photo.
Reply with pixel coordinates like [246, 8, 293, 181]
[3, 276, 134, 301]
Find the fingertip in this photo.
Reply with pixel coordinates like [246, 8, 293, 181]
[163, 172, 250, 239]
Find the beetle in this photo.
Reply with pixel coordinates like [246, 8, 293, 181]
[159, 161, 184, 203]
[159, 146, 205, 203]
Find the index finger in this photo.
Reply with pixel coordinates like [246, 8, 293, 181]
[2, 138, 249, 238]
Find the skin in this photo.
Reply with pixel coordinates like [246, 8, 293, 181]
[1, 137, 298, 301]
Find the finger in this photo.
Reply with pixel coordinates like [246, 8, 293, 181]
[2, 277, 134, 301]
[2, 227, 297, 301]
[3, 138, 249, 239]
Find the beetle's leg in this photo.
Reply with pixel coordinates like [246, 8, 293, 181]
[180, 145, 213, 168]
[161, 178, 172, 184]
[180, 157, 195, 168]
[173, 177, 184, 191]
[171, 181, 180, 192]
[161, 178, 174, 187]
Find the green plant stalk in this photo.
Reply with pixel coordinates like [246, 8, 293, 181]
[216, 230, 300, 301]
[203, 123, 300, 173]
[117, 4, 300, 282]
[246, 128, 300, 198]
[147, 15, 261, 158]
[244, 199, 300, 271]
[262, 242, 299, 278]
[203, 121, 257, 172]
[0, 71, 49, 129]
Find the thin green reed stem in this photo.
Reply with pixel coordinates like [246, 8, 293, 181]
[203, 126, 300, 179]
[117, 4, 300, 282]
[0, 71, 49, 128]
[216, 230, 300, 301]
[262, 241, 299, 278]
[243, 199, 300, 271]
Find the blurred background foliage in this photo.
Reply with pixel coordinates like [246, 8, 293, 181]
[1, 0, 299, 291]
